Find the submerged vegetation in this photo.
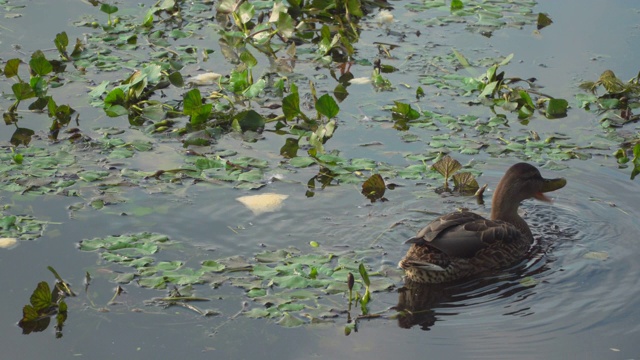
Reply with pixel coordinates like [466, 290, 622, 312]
[1, 0, 639, 335]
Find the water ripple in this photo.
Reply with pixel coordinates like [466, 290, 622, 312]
[394, 166, 640, 355]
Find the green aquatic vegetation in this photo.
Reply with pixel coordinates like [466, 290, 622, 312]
[2, 50, 77, 143]
[614, 143, 640, 180]
[391, 101, 421, 130]
[409, 0, 542, 37]
[579, 69, 640, 97]
[0, 0, 584, 203]
[536, 13, 553, 30]
[78, 232, 399, 328]
[371, 67, 393, 91]
[287, 153, 401, 197]
[361, 173, 387, 202]
[17, 267, 74, 338]
[90, 63, 183, 124]
[183, 88, 213, 126]
[417, 52, 567, 120]
[99, 3, 119, 26]
[4, 0, 635, 343]
[145, 286, 219, 317]
[432, 154, 462, 183]
[379, 97, 589, 165]
[578, 70, 640, 128]
[471, 57, 567, 119]
[0, 135, 156, 197]
[0, 205, 55, 241]
[0, 127, 426, 203]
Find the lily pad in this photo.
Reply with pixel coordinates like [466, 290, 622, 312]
[277, 312, 305, 327]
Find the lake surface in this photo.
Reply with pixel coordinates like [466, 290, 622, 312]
[1, 0, 639, 359]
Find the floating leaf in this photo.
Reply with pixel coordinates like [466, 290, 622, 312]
[236, 1, 255, 25]
[244, 308, 271, 318]
[345, 323, 356, 335]
[113, 272, 135, 283]
[546, 98, 568, 118]
[233, 110, 265, 132]
[290, 156, 315, 168]
[217, 255, 252, 271]
[450, 0, 463, 11]
[182, 88, 212, 125]
[12, 82, 35, 101]
[277, 312, 305, 327]
[201, 260, 226, 272]
[255, 249, 292, 263]
[537, 13, 553, 30]
[278, 303, 306, 312]
[361, 174, 386, 202]
[273, 275, 329, 289]
[519, 276, 537, 287]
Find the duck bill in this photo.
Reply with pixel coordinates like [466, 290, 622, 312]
[534, 177, 567, 202]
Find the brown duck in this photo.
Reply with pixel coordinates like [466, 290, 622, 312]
[399, 163, 566, 284]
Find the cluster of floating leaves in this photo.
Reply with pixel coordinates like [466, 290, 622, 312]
[2, 0, 639, 336]
[387, 107, 605, 163]
[77, 232, 400, 327]
[407, 0, 542, 37]
[0, 127, 489, 215]
[1, 0, 633, 215]
[0, 205, 52, 242]
[576, 70, 640, 178]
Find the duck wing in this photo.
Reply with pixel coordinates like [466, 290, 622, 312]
[405, 211, 521, 258]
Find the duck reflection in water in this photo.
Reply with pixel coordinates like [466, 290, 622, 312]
[395, 276, 524, 330]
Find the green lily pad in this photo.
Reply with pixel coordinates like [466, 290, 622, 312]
[277, 312, 305, 327]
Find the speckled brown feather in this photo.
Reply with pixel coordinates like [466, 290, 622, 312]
[399, 211, 530, 283]
[398, 163, 566, 284]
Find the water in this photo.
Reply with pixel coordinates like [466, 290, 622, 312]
[4, 158, 636, 359]
[1, 0, 640, 359]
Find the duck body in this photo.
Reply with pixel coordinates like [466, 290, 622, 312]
[399, 163, 566, 284]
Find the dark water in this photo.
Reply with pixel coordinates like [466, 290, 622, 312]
[395, 164, 640, 359]
[1, 0, 640, 359]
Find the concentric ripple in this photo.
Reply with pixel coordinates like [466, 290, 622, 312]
[390, 165, 640, 357]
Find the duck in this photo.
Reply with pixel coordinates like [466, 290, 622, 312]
[398, 163, 566, 284]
